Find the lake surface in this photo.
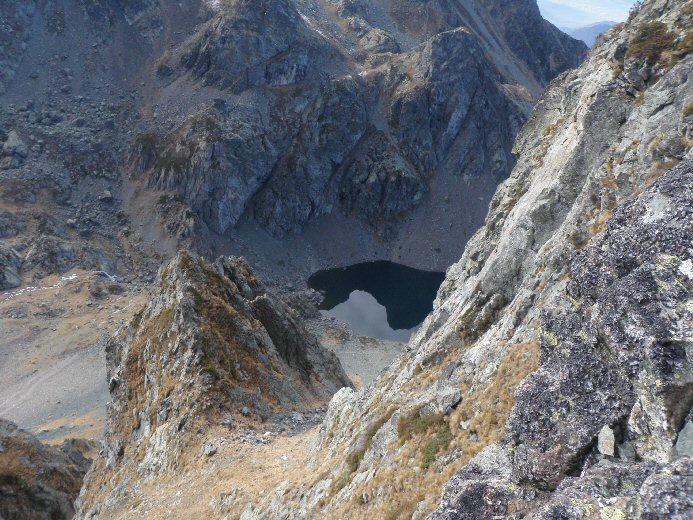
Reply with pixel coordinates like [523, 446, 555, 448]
[308, 261, 445, 342]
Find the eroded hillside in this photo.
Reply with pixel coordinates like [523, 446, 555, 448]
[0, 0, 585, 292]
[71, 1, 692, 519]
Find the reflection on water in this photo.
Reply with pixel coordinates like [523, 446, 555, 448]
[308, 261, 445, 342]
[325, 290, 419, 342]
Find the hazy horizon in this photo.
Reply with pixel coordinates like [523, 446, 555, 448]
[538, 0, 638, 29]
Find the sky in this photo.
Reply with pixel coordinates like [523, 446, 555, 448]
[537, 0, 638, 29]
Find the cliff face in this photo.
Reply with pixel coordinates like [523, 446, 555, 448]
[237, 0, 691, 517]
[434, 161, 693, 519]
[78, 251, 350, 517]
[0, 419, 95, 520]
[133, 0, 585, 241]
[0, 0, 585, 291]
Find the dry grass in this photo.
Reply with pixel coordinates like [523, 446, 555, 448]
[95, 426, 322, 520]
[588, 208, 613, 237]
[327, 338, 541, 520]
[448, 339, 540, 462]
[331, 407, 397, 495]
[653, 158, 681, 175]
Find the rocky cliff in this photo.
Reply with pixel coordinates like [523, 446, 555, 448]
[0, 0, 585, 292]
[234, 0, 691, 517]
[77, 251, 350, 517]
[433, 160, 693, 519]
[132, 0, 585, 250]
[0, 419, 96, 520]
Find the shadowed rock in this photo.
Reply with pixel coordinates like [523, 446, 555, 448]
[0, 419, 95, 520]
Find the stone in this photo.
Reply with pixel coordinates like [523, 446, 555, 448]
[598, 425, 616, 457]
[2, 130, 28, 158]
[675, 421, 693, 458]
[0, 243, 22, 290]
[203, 444, 217, 457]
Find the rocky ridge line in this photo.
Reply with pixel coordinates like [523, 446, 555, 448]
[77, 251, 351, 517]
[240, 1, 692, 517]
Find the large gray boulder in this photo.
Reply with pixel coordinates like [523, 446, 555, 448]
[0, 243, 21, 290]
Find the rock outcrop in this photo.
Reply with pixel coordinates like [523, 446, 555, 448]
[0, 419, 95, 520]
[77, 251, 351, 517]
[133, 0, 585, 240]
[433, 162, 693, 519]
[235, 1, 692, 517]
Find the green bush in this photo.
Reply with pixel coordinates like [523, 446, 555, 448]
[626, 21, 675, 64]
[420, 420, 452, 469]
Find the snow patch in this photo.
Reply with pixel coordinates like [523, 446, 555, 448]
[679, 259, 693, 280]
[1, 273, 79, 301]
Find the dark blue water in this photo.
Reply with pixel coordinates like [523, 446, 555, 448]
[308, 261, 445, 342]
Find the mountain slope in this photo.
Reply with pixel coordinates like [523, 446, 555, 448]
[71, 0, 691, 519]
[243, 0, 691, 517]
[0, 0, 586, 293]
[567, 21, 617, 47]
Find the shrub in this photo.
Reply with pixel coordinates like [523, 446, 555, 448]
[420, 420, 452, 469]
[626, 21, 675, 64]
[398, 410, 446, 442]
